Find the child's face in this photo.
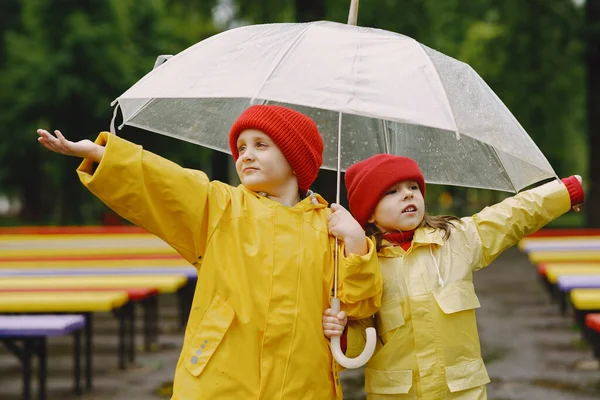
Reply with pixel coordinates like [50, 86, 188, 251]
[235, 129, 296, 194]
[369, 180, 425, 232]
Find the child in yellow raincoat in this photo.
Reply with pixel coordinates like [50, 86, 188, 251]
[37, 105, 383, 400]
[322, 154, 584, 399]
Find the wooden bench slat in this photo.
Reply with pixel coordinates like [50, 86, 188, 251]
[0, 275, 188, 293]
[0, 315, 85, 337]
[0, 292, 128, 312]
[529, 250, 600, 263]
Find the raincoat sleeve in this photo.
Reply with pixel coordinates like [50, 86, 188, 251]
[77, 132, 230, 266]
[344, 317, 375, 359]
[467, 179, 571, 269]
[336, 237, 382, 319]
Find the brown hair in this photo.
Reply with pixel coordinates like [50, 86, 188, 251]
[366, 213, 459, 252]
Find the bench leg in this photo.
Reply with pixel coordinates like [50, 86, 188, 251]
[143, 294, 159, 351]
[559, 291, 568, 316]
[128, 302, 135, 364]
[73, 330, 82, 395]
[113, 307, 127, 370]
[539, 274, 553, 301]
[37, 337, 47, 400]
[1, 338, 37, 400]
[143, 297, 151, 351]
[150, 294, 159, 347]
[84, 313, 93, 391]
[23, 339, 33, 400]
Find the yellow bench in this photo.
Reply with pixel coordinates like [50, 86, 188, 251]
[545, 265, 600, 284]
[570, 289, 600, 344]
[0, 233, 183, 262]
[0, 275, 188, 294]
[571, 289, 600, 311]
[0, 291, 127, 312]
[0, 291, 129, 390]
[528, 250, 600, 264]
[0, 258, 190, 269]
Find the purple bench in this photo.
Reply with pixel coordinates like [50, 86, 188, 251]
[558, 275, 600, 291]
[556, 275, 600, 316]
[522, 241, 600, 252]
[0, 315, 85, 400]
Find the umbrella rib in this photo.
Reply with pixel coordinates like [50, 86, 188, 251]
[115, 99, 154, 130]
[249, 24, 312, 102]
[381, 119, 390, 153]
[415, 43, 460, 140]
[489, 145, 518, 193]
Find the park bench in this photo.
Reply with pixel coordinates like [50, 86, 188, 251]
[0, 314, 85, 400]
[569, 289, 600, 343]
[519, 238, 600, 253]
[556, 275, 600, 316]
[0, 291, 128, 391]
[0, 267, 197, 330]
[0, 274, 189, 353]
[543, 264, 600, 309]
[528, 250, 600, 264]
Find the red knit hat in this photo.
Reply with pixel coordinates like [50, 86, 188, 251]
[229, 105, 323, 193]
[345, 154, 426, 228]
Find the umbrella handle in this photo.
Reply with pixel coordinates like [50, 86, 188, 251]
[329, 297, 376, 369]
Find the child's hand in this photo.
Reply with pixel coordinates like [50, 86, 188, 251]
[322, 308, 347, 338]
[328, 203, 368, 256]
[37, 129, 104, 162]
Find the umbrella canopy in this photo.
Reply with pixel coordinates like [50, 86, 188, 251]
[113, 20, 555, 193]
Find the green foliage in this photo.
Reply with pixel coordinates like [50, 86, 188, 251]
[0, 0, 590, 224]
[0, 0, 219, 224]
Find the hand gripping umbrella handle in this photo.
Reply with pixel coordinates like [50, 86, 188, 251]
[329, 297, 376, 369]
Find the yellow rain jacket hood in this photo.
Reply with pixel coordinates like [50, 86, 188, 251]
[346, 180, 572, 399]
[77, 132, 382, 400]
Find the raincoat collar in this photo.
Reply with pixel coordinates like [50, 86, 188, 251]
[240, 185, 328, 210]
[379, 226, 445, 257]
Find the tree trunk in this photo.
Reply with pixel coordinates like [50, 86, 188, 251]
[295, 0, 325, 22]
[586, 0, 600, 227]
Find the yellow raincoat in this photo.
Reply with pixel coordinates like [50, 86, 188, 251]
[346, 180, 572, 399]
[77, 132, 382, 399]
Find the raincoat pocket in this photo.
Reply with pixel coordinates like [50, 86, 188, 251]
[378, 302, 405, 335]
[365, 368, 413, 394]
[445, 358, 490, 392]
[433, 280, 481, 314]
[183, 294, 235, 377]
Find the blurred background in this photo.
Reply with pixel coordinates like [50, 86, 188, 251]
[0, 0, 597, 228]
[2, 2, 600, 400]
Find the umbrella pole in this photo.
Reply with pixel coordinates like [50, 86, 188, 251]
[333, 112, 343, 300]
[347, 0, 359, 25]
[330, 112, 377, 370]
[334, 0, 359, 305]
[329, 0, 377, 370]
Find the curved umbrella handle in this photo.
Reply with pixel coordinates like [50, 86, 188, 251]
[330, 298, 376, 369]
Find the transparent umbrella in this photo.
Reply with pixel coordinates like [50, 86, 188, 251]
[109, 1, 556, 369]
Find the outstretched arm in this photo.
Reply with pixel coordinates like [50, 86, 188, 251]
[37, 129, 230, 266]
[37, 129, 105, 162]
[469, 176, 584, 269]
